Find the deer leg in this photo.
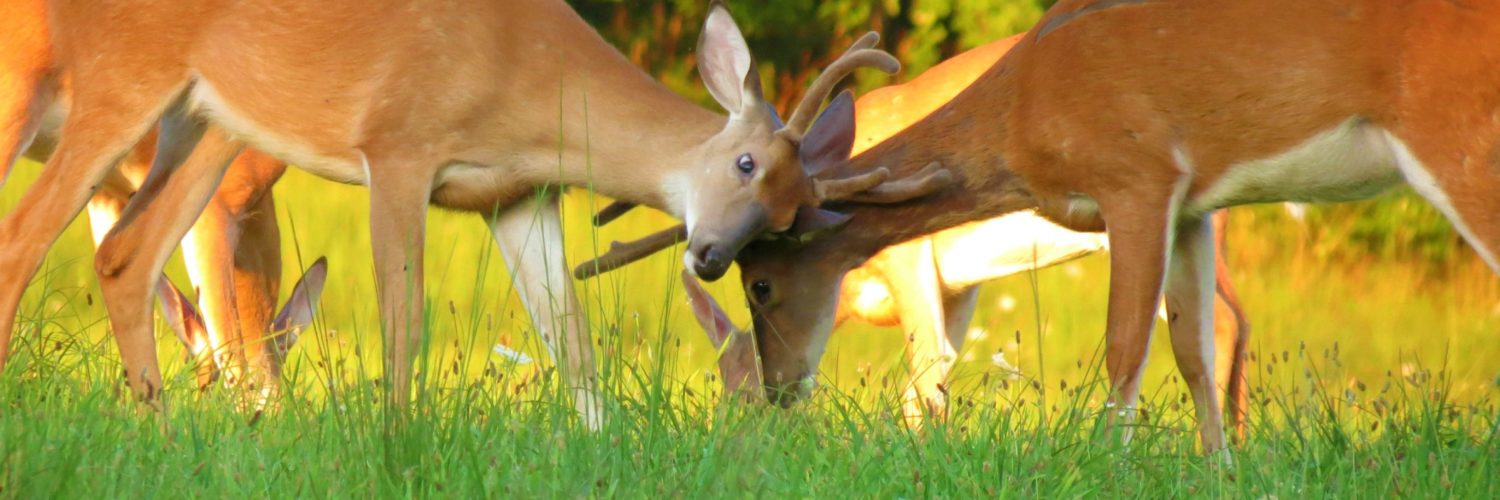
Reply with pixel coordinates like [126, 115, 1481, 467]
[1097, 188, 1178, 444]
[180, 151, 285, 391]
[1163, 215, 1228, 455]
[365, 156, 433, 409]
[872, 239, 952, 427]
[0, 84, 186, 373]
[488, 192, 601, 429]
[1209, 210, 1251, 441]
[95, 123, 241, 407]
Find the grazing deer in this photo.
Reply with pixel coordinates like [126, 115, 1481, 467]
[591, 35, 1251, 433]
[1, 0, 326, 393]
[1, 0, 935, 421]
[156, 258, 329, 392]
[611, 0, 1500, 453]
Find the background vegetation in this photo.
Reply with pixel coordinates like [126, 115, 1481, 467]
[1, 0, 1497, 496]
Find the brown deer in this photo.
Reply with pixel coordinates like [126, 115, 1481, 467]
[0, 0, 934, 421]
[1, 0, 326, 393]
[604, 0, 1500, 453]
[591, 35, 1251, 433]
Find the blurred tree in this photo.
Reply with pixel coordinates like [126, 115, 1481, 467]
[569, 0, 1049, 113]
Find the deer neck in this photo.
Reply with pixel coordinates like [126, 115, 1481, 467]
[825, 76, 1038, 271]
[494, 6, 725, 218]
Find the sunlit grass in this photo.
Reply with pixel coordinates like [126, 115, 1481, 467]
[2, 161, 1499, 496]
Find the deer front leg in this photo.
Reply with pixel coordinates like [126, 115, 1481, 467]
[1097, 189, 1178, 444]
[1163, 215, 1228, 455]
[366, 157, 432, 409]
[873, 238, 952, 427]
[95, 123, 242, 408]
[487, 192, 600, 429]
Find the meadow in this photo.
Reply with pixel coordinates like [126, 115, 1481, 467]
[2, 157, 1499, 496]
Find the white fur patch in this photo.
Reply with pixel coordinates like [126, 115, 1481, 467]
[1188, 118, 1403, 213]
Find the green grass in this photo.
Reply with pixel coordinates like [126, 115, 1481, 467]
[2, 162, 1499, 496]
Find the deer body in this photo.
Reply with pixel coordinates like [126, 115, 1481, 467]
[6, 0, 903, 420]
[730, 0, 1500, 454]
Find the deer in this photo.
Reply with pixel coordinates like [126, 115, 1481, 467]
[1, 0, 327, 394]
[587, 0, 1500, 454]
[586, 34, 1251, 433]
[1, 0, 941, 423]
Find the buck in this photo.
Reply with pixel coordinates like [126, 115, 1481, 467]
[1, 0, 326, 393]
[0, 0, 938, 420]
[588, 34, 1251, 432]
[604, 0, 1500, 452]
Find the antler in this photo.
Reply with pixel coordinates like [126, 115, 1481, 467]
[592, 200, 637, 226]
[781, 32, 900, 140]
[571, 224, 687, 280]
[814, 162, 954, 205]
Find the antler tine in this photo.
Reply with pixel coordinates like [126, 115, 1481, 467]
[816, 162, 955, 205]
[592, 200, 638, 226]
[813, 167, 890, 203]
[572, 224, 687, 280]
[783, 33, 900, 136]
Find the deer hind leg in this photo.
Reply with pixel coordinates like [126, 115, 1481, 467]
[488, 193, 600, 429]
[1209, 210, 1251, 441]
[0, 82, 187, 373]
[95, 120, 243, 407]
[1163, 215, 1228, 455]
[871, 239, 953, 427]
[0, 2, 52, 184]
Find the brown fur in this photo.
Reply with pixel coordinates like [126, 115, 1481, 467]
[2, 0, 878, 414]
[0, 0, 296, 395]
[735, 0, 1500, 453]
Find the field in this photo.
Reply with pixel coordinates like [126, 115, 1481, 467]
[2, 160, 1499, 497]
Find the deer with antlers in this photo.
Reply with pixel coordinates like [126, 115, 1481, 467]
[604, 0, 1500, 453]
[0, 0, 938, 421]
[587, 35, 1251, 432]
[1, 0, 328, 393]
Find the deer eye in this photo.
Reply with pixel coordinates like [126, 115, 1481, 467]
[735, 153, 756, 175]
[749, 280, 772, 304]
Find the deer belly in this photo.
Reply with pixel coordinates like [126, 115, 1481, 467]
[1187, 118, 1404, 213]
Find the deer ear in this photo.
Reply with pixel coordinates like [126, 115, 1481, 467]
[786, 206, 852, 241]
[681, 270, 735, 348]
[270, 257, 328, 354]
[154, 275, 205, 360]
[698, 1, 761, 114]
[799, 90, 856, 177]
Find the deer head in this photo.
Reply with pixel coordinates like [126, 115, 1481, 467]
[155, 257, 329, 386]
[651, 1, 912, 281]
[681, 270, 761, 397]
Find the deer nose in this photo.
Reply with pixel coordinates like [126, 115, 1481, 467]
[690, 244, 731, 281]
